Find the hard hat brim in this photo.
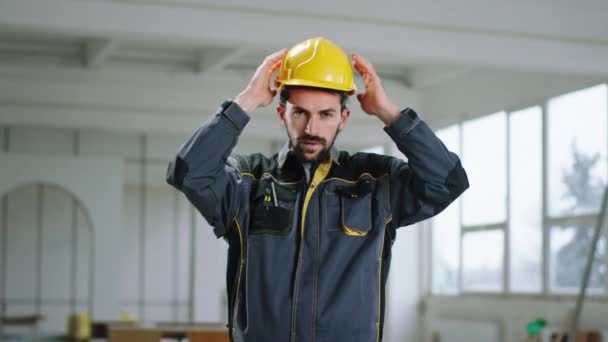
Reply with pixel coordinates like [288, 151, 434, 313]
[275, 78, 356, 95]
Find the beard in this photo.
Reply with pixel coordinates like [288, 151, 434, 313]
[286, 126, 341, 163]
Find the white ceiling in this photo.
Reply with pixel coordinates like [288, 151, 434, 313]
[0, 0, 606, 145]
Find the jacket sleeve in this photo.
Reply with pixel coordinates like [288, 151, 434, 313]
[383, 108, 469, 228]
[166, 100, 250, 238]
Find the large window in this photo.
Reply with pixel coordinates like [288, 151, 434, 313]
[462, 112, 507, 227]
[461, 112, 506, 292]
[547, 84, 607, 293]
[462, 230, 504, 292]
[547, 85, 607, 217]
[432, 84, 608, 295]
[510, 107, 543, 292]
[432, 126, 460, 294]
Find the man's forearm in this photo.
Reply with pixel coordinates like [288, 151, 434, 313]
[234, 92, 261, 114]
[375, 102, 401, 126]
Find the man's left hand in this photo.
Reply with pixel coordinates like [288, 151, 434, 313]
[352, 53, 401, 125]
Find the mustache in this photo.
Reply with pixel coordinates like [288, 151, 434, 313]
[297, 135, 326, 144]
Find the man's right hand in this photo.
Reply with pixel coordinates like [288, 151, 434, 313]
[234, 49, 287, 113]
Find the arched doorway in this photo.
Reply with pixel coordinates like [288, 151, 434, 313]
[1, 182, 94, 338]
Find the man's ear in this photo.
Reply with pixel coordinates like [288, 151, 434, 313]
[339, 108, 351, 130]
[276, 105, 287, 127]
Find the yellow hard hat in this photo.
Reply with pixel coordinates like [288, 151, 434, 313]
[274, 37, 356, 95]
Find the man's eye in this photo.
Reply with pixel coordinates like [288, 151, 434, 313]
[322, 112, 333, 118]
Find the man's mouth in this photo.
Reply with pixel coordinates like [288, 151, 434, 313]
[301, 140, 321, 147]
[299, 137, 324, 147]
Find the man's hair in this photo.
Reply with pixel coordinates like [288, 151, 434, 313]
[279, 86, 349, 112]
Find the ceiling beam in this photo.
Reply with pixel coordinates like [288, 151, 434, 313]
[1, 0, 608, 77]
[195, 47, 246, 75]
[0, 102, 388, 146]
[0, 63, 418, 127]
[83, 38, 119, 68]
[411, 66, 476, 89]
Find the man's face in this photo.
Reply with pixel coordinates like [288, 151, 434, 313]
[277, 88, 350, 162]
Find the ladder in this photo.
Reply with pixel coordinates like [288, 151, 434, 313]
[566, 185, 608, 341]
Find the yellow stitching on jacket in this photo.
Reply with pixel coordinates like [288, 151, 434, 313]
[321, 173, 388, 184]
[231, 213, 244, 342]
[241, 172, 304, 185]
[340, 195, 372, 236]
[342, 225, 368, 236]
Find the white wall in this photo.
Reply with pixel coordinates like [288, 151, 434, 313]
[382, 142, 427, 342]
[0, 154, 123, 324]
[0, 124, 228, 333]
[384, 223, 424, 342]
[0, 183, 93, 335]
[193, 213, 228, 323]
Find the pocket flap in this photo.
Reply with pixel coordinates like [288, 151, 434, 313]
[253, 178, 297, 202]
[335, 180, 372, 197]
[339, 188, 372, 236]
[251, 205, 293, 235]
[250, 177, 297, 235]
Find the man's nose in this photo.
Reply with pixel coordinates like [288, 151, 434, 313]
[305, 115, 319, 135]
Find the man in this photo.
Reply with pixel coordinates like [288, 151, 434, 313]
[167, 37, 468, 342]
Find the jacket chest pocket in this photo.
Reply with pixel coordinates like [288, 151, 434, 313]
[325, 179, 374, 236]
[250, 179, 298, 235]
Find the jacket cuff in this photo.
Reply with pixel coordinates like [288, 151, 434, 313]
[220, 99, 250, 132]
[383, 107, 421, 141]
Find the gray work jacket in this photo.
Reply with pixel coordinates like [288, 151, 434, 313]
[167, 99, 469, 342]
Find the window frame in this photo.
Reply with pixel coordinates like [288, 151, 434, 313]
[430, 83, 608, 298]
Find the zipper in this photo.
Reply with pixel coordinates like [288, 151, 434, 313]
[311, 195, 320, 342]
[231, 217, 244, 342]
[290, 158, 332, 342]
[376, 216, 392, 342]
[290, 180, 307, 342]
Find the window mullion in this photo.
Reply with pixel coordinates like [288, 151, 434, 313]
[606, 88, 608, 296]
[458, 124, 464, 294]
[542, 102, 549, 296]
[461, 223, 505, 233]
[505, 111, 511, 294]
[546, 215, 598, 227]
